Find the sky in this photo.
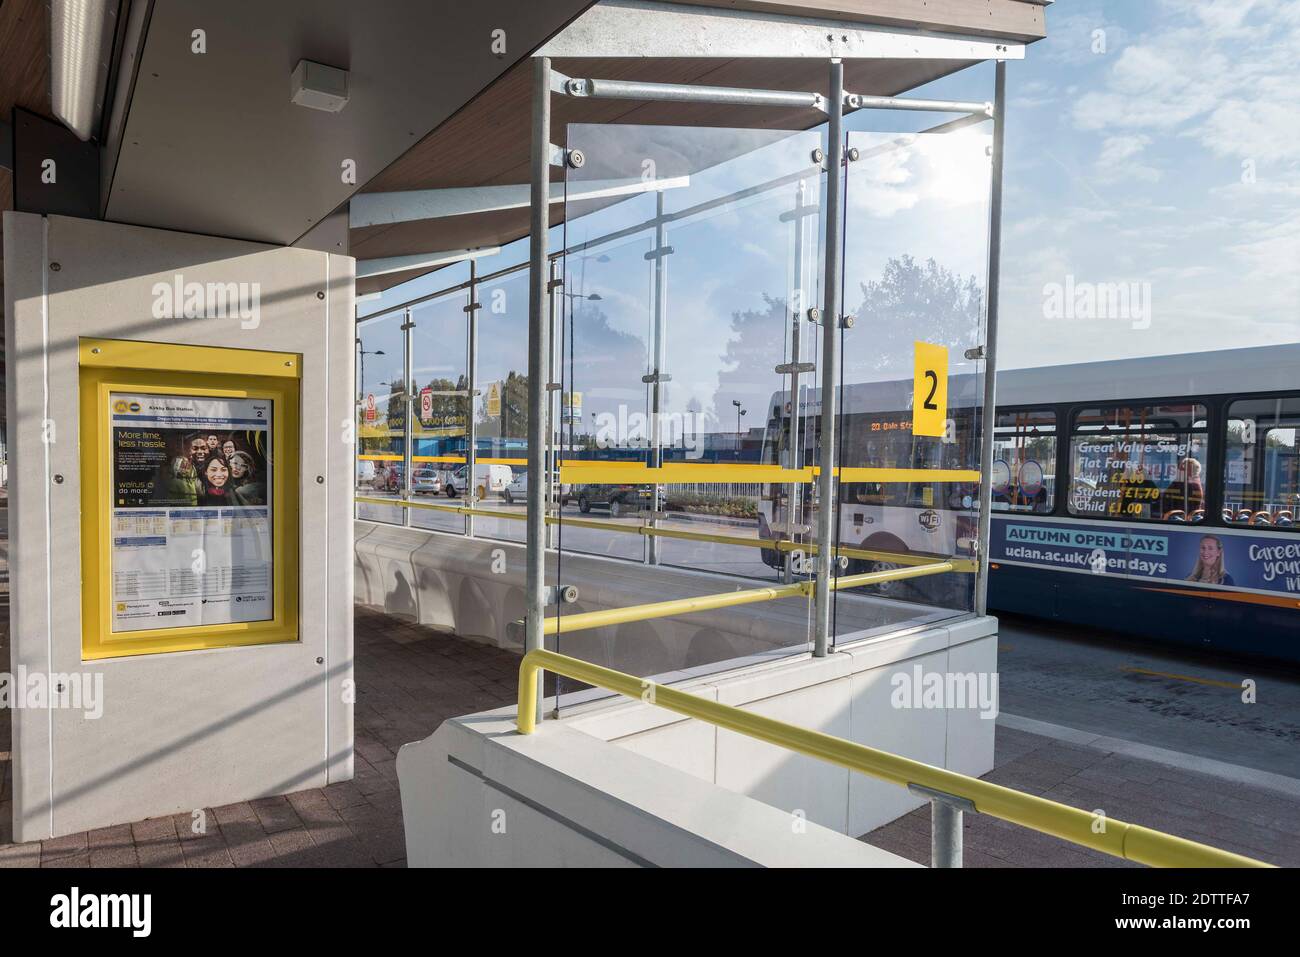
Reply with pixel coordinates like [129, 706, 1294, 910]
[357, 0, 1300, 423]
[983, 0, 1300, 367]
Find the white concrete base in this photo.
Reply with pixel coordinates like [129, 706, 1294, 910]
[398, 711, 918, 868]
[397, 614, 999, 866]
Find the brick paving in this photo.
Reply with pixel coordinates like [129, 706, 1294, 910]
[3, 599, 1299, 867]
[862, 724, 1300, 867]
[0, 605, 520, 868]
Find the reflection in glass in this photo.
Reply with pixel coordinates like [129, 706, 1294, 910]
[410, 290, 470, 535]
[474, 269, 531, 543]
[834, 128, 994, 623]
[355, 310, 408, 526]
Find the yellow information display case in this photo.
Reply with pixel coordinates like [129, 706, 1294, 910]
[78, 338, 301, 659]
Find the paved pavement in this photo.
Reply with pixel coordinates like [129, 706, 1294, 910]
[996, 614, 1300, 779]
[0, 606, 519, 868]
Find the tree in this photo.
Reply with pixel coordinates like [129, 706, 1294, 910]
[845, 255, 982, 379]
[713, 293, 790, 435]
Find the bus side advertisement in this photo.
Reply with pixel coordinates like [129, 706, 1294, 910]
[990, 517, 1300, 597]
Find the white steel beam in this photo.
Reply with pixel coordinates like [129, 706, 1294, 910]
[350, 176, 689, 229]
[538, 0, 1026, 60]
[355, 247, 500, 279]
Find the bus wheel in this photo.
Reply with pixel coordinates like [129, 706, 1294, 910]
[869, 561, 905, 597]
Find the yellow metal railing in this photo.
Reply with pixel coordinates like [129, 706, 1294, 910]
[516, 649, 1271, 869]
[354, 494, 976, 572]
[539, 562, 953, 635]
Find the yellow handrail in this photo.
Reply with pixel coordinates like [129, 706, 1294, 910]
[540, 561, 954, 635]
[516, 649, 1270, 868]
[354, 494, 977, 572]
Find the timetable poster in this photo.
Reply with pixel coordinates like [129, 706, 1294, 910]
[109, 392, 273, 632]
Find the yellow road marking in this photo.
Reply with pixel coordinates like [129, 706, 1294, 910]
[1120, 667, 1242, 690]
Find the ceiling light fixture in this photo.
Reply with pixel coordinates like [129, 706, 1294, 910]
[50, 0, 118, 141]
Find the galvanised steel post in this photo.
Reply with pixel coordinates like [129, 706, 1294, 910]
[401, 307, 414, 527]
[547, 258, 560, 551]
[466, 258, 478, 537]
[812, 59, 844, 658]
[975, 61, 1006, 617]
[931, 799, 963, 868]
[525, 56, 552, 723]
[781, 177, 810, 585]
[647, 189, 669, 565]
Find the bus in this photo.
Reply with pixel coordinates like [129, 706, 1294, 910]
[756, 343, 1300, 662]
[989, 343, 1299, 663]
[756, 374, 983, 609]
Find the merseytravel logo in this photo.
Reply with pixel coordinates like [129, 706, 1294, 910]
[112, 400, 142, 414]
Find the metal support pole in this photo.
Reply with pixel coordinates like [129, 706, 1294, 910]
[910, 783, 975, 868]
[466, 259, 478, 537]
[547, 258, 560, 551]
[526, 56, 552, 724]
[780, 177, 812, 585]
[975, 61, 1006, 617]
[565, 76, 825, 112]
[812, 60, 844, 658]
[647, 190, 669, 565]
[930, 799, 963, 868]
[401, 308, 415, 527]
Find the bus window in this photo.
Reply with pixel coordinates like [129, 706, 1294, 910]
[838, 408, 979, 510]
[1224, 396, 1299, 529]
[1068, 403, 1209, 523]
[992, 409, 1056, 514]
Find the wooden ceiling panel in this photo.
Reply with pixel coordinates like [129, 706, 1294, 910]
[0, 0, 50, 121]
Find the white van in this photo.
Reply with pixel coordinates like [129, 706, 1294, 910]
[355, 459, 377, 488]
[443, 463, 513, 499]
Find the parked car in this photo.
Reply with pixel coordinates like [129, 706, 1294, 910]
[573, 483, 654, 518]
[372, 462, 403, 492]
[412, 466, 443, 496]
[355, 459, 377, 488]
[443, 463, 513, 499]
[503, 470, 570, 505]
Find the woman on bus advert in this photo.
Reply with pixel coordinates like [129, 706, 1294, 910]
[1186, 534, 1234, 586]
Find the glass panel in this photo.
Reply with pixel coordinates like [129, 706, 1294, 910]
[410, 290, 470, 535]
[992, 409, 1057, 514]
[837, 128, 993, 633]
[1068, 403, 1209, 524]
[355, 310, 408, 525]
[473, 268, 531, 543]
[1224, 396, 1299, 529]
[558, 123, 823, 688]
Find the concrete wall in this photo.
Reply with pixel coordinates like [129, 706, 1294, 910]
[572, 616, 997, 837]
[398, 710, 921, 868]
[4, 212, 355, 841]
[397, 619, 997, 865]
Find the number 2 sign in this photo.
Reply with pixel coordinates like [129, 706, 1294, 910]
[912, 341, 948, 437]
